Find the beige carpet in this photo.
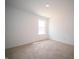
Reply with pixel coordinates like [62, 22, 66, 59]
[6, 39, 74, 59]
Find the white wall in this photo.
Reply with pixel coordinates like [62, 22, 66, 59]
[5, 5, 48, 49]
[48, 0, 74, 45]
[48, 9, 74, 45]
[49, 17, 74, 45]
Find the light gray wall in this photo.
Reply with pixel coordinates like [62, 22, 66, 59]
[48, 0, 74, 45]
[48, 17, 74, 45]
[5, 5, 48, 49]
[48, 10, 74, 45]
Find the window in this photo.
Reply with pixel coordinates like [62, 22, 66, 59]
[38, 19, 46, 35]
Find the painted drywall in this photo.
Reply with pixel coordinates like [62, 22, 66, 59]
[5, 5, 48, 49]
[48, 0, 74, 45]
[48, 17, 74, 45]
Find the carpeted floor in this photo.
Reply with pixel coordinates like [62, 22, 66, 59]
[6, 39, 74, 59]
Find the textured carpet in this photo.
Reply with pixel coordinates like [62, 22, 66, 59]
[6, 39, 74, 59]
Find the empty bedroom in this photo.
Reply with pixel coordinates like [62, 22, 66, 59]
[5, 0, 74, 59]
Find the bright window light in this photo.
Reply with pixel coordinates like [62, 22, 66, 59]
[38, 19, 46, 35]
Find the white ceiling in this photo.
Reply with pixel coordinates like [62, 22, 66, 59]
[6, 0, 74, 18]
